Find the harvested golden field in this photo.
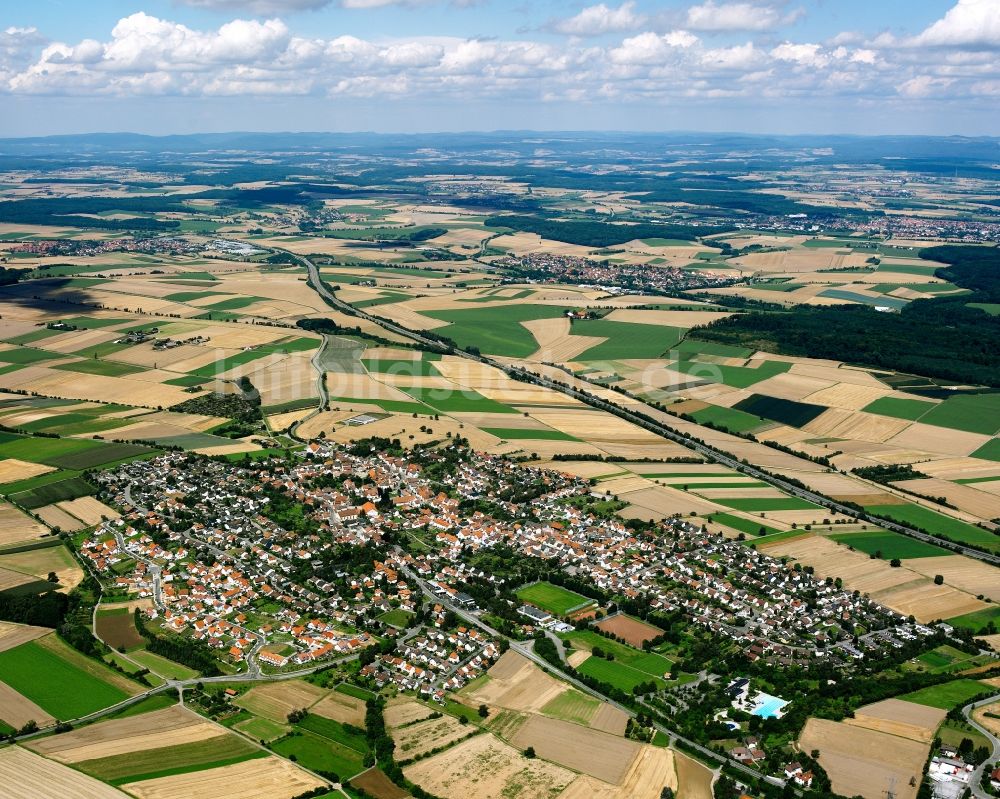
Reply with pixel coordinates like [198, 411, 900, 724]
[886, 424, 992, 458]
[802, 409, 910, 443]
[311, 689, 367, 727]
[404, 733, 576, 799]
[877, 581, 986, 622]
[595, 615, 664, 648]
[522, 317, 604, 363]
[0, 679, 56, 728]
[557, 745, 677, 799]
[605, 309, 732, 327]
[121, 755, 325, 799]
[798, 718, 927, 799]
[0, 459, 54, 483]
[977, 635, 1000, 653]
[28, 706, 218, 763]
[902, 556, 1000, 603]
[0, 543, 83, 591]
[896, 478, 1000, 522]
[508, 714, 640, 784]
[618, 485, 725, 520]
[394, 713, 474, 761]
[972, 701, 1000, 736]
[844, 699, 946, 743]
[55, 496, 119, 527]
[590, 703, 630, 737]
[234, 680, 326, 723]
[463, 651, 566, 714]
[384, 698, 435, 729]
[0, 567, 36, 592]
[674, 750, 714, 799]
[0, 745, 132, 799]
[0, 367, 196, 408]
[760, 534, 987, 622]
[0, 502, 49, 545]
[0, 621, 51, 653]
[35, 503, 88, 532]
[802, 383, 891, 410]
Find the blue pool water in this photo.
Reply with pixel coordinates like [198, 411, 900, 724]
[751, 693, 788, 718]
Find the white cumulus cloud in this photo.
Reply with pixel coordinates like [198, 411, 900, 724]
[685, 1, 801, 33]
[551, 2, 645, 37]
[911, 0, 1000, 48]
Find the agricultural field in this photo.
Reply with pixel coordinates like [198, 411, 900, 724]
[403, 733, 577, 799]
[900, 679, 993, 710]
[798, 717, 928, 799]
[0, 633, 141, 719]
[594, 614, 664, 647]
[0, 746, 132, 799]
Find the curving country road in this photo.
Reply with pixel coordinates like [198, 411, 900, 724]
[962, 694, 1000, 799]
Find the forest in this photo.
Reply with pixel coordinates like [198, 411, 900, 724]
[694, 245, 1000, 387]
[483, 214, 731, 247]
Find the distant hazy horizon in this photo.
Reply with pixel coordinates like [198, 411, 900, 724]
[1, 0, 998, 138]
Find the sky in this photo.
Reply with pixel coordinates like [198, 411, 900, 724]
[0, 0, 998, 137]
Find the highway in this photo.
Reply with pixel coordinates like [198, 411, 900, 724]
[299, 253, 1000, 568]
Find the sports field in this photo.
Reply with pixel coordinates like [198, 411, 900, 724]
[515, 582, 594, 615]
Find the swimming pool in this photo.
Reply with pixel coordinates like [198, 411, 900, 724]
[751, 692, 788, 719]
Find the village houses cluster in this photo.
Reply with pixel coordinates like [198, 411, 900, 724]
[82, 439, 926, 677]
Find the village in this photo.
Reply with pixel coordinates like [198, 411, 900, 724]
[74, 439, 936, 689]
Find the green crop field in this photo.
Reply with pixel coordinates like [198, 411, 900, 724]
[864, 504, 1000, 552]
[559, 630, 672, 676]
[828, 530, 949, 559]
[863, 396, 936, 421]
[363, 358, 440, 376]
[516, 581, 593, 615]
[714, 497, 821, 512]
[971, 439, 1000, 462]
[901, 679, 991, 710]
[946, 606, 1000, 633]
[674, 358, 791, 389]
[0, 434, 105, 466]
[0, 639, 131, 718]
[690, 405, 767, 434]
[400, 386, 516, 414]
[707, 512, 781, 537]
[540, 690, 601, 725]
[919, 393, 1000, 435]
[10, 475, 95, 508]
[234, 716, 288, 742]
[298, 714, 369, 753]
[424, 305, 565, 358]
[575, 653, 666, 692]
[76, 733, 264, 784]
[163, 290, 229, 302]
[272, 730, 366, 779]
[0, 347, 65, 365]
[127, 649, 199, 680]
[336, 683, 376, 701]
[732, 394, 827, 428]
[51, 360, 145, 377]
[570, 320, 684, 361]
[482, 427, 578, 441]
